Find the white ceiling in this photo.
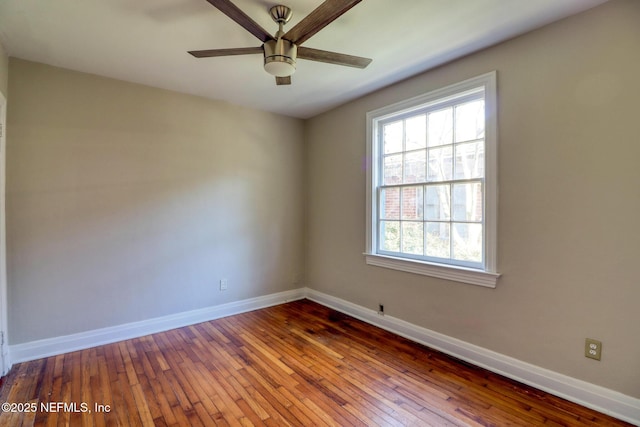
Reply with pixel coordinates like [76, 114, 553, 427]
[0, 0, 607, 118]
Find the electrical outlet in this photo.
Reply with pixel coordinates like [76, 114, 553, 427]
[220, 279, 228, 291]
[585, 338, 602, 361]
[378, 304, 384, 315]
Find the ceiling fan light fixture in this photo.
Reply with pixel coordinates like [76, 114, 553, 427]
[264, 57, 296, 77]
[264, 38, 297, 77]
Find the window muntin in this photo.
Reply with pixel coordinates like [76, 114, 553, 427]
[366, 72, 498, 283]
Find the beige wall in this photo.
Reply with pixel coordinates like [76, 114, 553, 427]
[306, 0, 640, 398]
[0, 40, 7, 96]
[6, 59, 305, 344]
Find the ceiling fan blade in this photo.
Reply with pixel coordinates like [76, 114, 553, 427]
[283, 0, 362, 46]
[276, 76, 292, 85]
[204, 0, 273, 42]
[297, 46, 371, 68]
[188, 46, 263, 58]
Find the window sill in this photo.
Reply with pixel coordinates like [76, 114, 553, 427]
[364, 253, 500, 288]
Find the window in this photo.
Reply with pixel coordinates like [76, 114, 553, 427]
[365, 72, 500, 287]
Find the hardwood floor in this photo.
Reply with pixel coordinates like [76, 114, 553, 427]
[0, 299, 632, 426]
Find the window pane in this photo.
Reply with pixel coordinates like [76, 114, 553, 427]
[426, 223, 450, 258]
[453, 183, 483, 222]
[380, 221, 400, 252]
[380, 188, 400, 220]
[427, 146, 453, 182]
[454, 141, 485, 180]
[402, 187, 423, 220]
[403, 150, 426, 184]
[452, 223, 482, 262]
[455, 100, 485, 143]
[427, 107, 453, 147]
[383, 154, 402, 185]
[405, 114, 426, 151]
[425, 185, 450, 220]
[402, 222, 424, 255]
[383, 121, 403, 154]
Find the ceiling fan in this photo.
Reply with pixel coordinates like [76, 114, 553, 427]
[188, 0, 372, 85]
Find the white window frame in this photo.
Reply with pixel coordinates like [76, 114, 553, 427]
[365, 72, 500, 288]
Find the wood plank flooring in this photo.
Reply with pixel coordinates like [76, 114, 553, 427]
[0, 299, 632, 426]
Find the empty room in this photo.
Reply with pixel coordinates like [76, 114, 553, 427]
[0, 0, 638, 425]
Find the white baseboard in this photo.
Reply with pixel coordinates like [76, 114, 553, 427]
[9, 288, 305, 365]
[305, 288, 640, 426]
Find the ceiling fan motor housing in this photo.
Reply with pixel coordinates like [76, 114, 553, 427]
[263, 38, 297, 77]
